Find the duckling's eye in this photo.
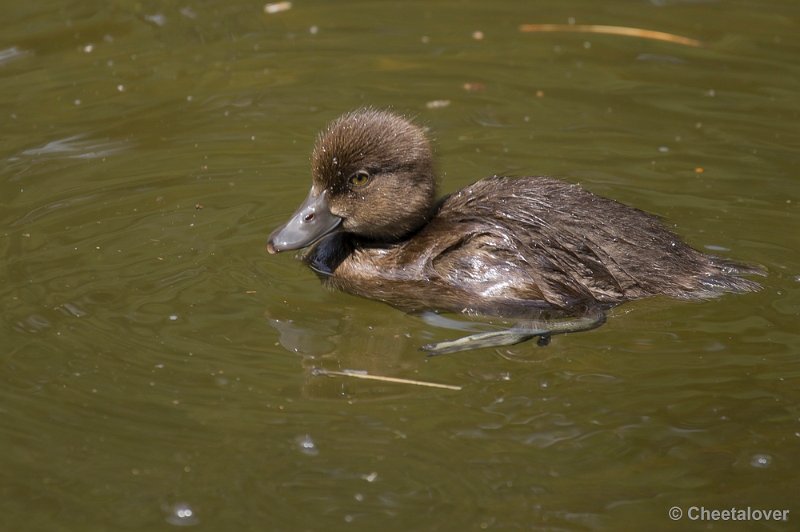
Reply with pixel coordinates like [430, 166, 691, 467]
[348, 170, 371, 187]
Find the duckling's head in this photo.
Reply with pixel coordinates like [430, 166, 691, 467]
[267, 109, 436, 253]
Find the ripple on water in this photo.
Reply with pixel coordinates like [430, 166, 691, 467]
[0, 46, 30, 65]
[11, 134, 131, 161]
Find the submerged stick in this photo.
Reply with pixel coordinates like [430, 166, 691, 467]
[519, 24, 703, 48]
[314, 368, 462, 391]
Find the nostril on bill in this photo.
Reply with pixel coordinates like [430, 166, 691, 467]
[304, 213, 315, 222]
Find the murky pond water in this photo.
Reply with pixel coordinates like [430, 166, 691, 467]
[2, 0, 799, 530]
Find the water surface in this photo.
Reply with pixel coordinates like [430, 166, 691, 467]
[1, 0, 799, 530]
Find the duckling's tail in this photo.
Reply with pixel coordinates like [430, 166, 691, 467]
[700, 256, 766, 294]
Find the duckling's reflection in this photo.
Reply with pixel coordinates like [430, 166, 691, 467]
[267, 310, 491, 355]
[264, 298, 517, 397]
[263, 298, 423, 397]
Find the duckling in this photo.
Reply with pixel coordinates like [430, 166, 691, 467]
[267, 108, 764, 355]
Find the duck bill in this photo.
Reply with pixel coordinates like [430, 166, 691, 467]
[267, 189, 342, 254]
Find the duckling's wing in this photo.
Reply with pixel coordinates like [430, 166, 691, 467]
[425, 222, 595, 311]
[514, 232, 631, 307]
[433, 176, 643, 308]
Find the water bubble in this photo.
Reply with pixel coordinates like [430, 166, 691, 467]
[164, 502, 199, 526]
[296, 434, 319, 456]
[750, 453, 772, 468]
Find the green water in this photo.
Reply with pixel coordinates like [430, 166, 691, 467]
[2, 0, 799, 530]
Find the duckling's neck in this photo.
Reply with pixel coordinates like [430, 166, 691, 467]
[380, 199, 443, 242]
[302, 198, 444, 276]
